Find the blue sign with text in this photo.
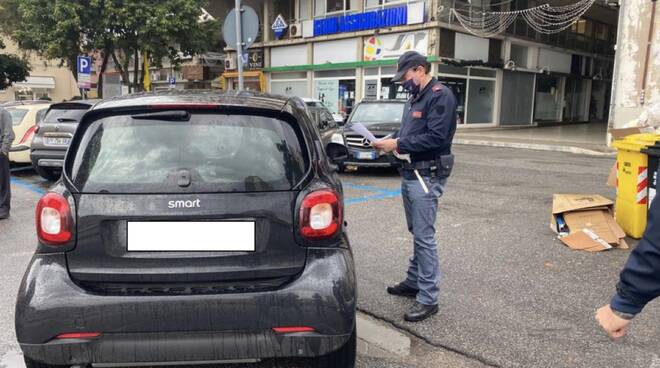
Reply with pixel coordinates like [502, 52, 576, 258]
[314, 6, 408, 37]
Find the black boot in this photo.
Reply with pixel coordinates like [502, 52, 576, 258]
[386, 282, 418, 298]
[404, 302, 438, 322]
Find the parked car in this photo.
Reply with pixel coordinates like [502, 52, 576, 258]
[302, 97, 346, 155]
[30, 100, 98, 180]
[15, 91, 356, 368]
[4, 102, 51, 164]
[302, 98, 344, 123]
[342, 99, 406, 168]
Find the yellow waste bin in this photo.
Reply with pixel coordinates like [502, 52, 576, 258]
[612, 133, 660, 238]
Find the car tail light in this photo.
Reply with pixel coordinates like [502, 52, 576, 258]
[36, 193, 73, 245]
[272, 327, 315, 334]
[19, 125, 37, 145]
[299, 190, 342, 240]
[55, 332, 101, 340]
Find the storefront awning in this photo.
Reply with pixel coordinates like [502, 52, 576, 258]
[14, 76, 56, 89]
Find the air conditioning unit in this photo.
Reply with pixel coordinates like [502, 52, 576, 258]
[224, 54, 236, 70]
[289, 22, 303, 38]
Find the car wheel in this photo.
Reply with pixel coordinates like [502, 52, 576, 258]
[315, 327, 356, 368]
[23, 357, 69, 368]
[34, 165, 61, 181]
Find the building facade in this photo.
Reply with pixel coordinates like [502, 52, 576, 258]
[609, 0, 659, 130]
[0, 37, 79, 102]
[220, 0, 618, 127]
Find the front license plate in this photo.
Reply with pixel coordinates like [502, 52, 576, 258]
[357, 151, 376, 160]
[45, 137, 71, 146]
[127, 221, 255, 252]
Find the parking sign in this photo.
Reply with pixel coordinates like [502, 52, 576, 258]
[77, 56, 92, 75]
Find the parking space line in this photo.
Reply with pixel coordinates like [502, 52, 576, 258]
[10, 177, 46, 195]
[343, 182, 401, 205]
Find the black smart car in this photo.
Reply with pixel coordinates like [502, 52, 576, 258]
[15, 91, 356, 368]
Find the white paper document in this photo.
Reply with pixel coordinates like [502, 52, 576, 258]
[347, 122, 378, 143]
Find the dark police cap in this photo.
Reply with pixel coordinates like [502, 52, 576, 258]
[392, 51, 427, 82]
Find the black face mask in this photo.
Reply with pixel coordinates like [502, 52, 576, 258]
[402, 79, 420, 95]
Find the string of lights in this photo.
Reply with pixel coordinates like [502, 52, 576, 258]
[451, 0, 597, 37]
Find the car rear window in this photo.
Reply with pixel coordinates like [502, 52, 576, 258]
[44, 107, 89, 124]
[6, 108, 28, 125]
[68, 112, 309, 193]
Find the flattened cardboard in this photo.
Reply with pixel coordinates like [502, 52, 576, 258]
[552, 194, 613, 215]
[552, 194, 626, 252]
[563, 210, 618, 244]
[560, 230, 610, 251]
[617, 238, 630, 249]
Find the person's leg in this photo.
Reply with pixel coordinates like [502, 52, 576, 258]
[0, 154, 10, 218]
[402, 179, 420, 288]
[408, 177, 446, 305]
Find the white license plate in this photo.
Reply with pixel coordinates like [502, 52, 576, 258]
[45, 137, 71, 146]
[357, 151, 376, 160]
[127, 222, 255, 252]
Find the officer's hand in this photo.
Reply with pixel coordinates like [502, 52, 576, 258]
[595, 304, 631, 340]
[373, 139, 398, 153]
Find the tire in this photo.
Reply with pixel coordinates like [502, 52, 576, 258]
[23, 356, 69, 368]
[34, 165, 61, 181]
[315, 327, 356, 368]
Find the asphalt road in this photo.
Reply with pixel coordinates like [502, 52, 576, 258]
[1, 145, 659, 368]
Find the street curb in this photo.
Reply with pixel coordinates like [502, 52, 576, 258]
[356, 312, 411, 357]
[453, 138, 616, 157]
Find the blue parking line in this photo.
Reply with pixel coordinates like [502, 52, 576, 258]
[343, 182, 401, 205]
[8, 177, 399, 204]
[10, 177, 46, 195]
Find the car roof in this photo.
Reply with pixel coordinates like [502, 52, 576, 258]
[48, 100, 100, 110]
[91, 90, 295, 112]
[5, 103, 52, 110]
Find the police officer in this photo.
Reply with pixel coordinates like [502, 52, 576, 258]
[0, 107, 14, 220]
[596, 194, 660, 339]
[374, 51, 457, 322]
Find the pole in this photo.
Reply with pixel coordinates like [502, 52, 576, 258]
[234, 0, 244, 91]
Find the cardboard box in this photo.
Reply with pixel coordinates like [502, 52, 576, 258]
[609, 127, 656, 139]
[551, 194, 627, 252]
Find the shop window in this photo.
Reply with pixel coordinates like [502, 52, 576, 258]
[316, 0, 353, 16]
[510, 44, 528, 68]
[436, 77, 466, 124]
[466, 79, 495, 124]
[365, 0, 414, 7]
[595, 23, 609, 41]
[274, 0, 295, 22]
[299, 0, 311, 20]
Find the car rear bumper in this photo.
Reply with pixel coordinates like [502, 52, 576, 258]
[30, 148, 66, 168]
[16, 247, 356, 365]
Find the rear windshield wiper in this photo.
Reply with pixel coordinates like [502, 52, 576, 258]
[57, 118, 78, 123]
[131, 110, 190, 121]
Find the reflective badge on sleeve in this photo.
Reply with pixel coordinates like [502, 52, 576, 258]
[412, 111, 422, 118]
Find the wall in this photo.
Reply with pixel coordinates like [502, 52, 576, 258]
[610, 0, 660, 129]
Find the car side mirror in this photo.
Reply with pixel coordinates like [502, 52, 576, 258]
[326, 142, 348, 170]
